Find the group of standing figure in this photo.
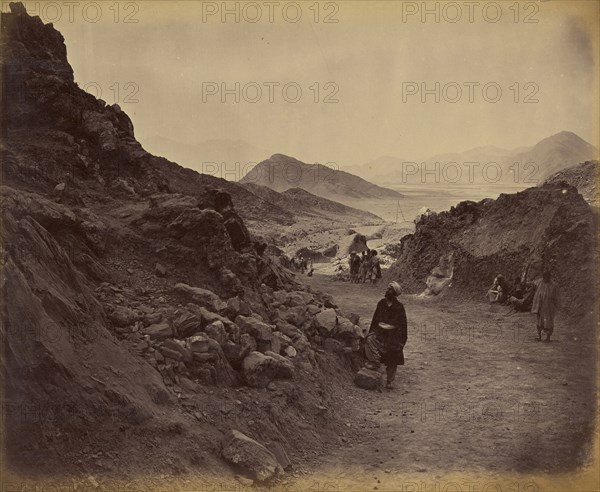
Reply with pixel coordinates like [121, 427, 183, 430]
[348, 249, 382, 284]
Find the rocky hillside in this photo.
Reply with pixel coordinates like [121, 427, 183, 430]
[386, 183, 597, 317]
[1, 3, 368, 482]
[242, 183, 382, 223]
[543, 160, 599, 207]
[0, 3, 294, 228]
[240, 154, 403, 201]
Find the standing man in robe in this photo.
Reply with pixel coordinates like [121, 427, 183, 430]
[364, 281, 407, 389]
[532, 270, 560, 342]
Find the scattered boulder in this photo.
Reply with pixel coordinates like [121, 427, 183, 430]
[264, 351, 294, 377]
[109, 305, 137, 327]
[227, 296, 251, 317]
[175, 283, 227, 312]
[285, 291, 313, 307]
[187, 333, 210, 353]
[336, 318, 363, 339]
[279, 305, 308, 327]
[143, 311, 162, 327]
[173, 311, 202, 338]
[189, 304, 232, 328]
[306, 304, 321, 316]
[272, 331, 292, 350]
[221, 429, 284, 482]
[205, 320, 228, 346]
[285, 292, 306, 307]
[291, 334, 311, 354]
[224, 322, 241, 344]
[161, 339, 193, 363]
[354, 368, 383, 390]
[222, 332, 257, 369]
[315, 309, 337, 334]
[53, 182, 66, 197]
[240, 333, 257, 355]
[275, 320, 302, 341]
[283, 346, 297, 358]
[271, 290, 287, 306]
[235, 315, 273, 341]
[143, 322, 172, 340]
[321, 295, 337, 309]
[242, 351, 294, 388]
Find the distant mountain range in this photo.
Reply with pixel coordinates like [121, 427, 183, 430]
[239, 154, 403, 203]
[141, 136, 268, 176]
[348, 131, 598, 186]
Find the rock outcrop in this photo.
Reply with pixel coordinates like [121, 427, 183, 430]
[543, 160, 599, 207]
[221, 430, 284, 482]
[386, 183, 597, 317]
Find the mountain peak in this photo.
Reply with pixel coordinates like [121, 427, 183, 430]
[540, 131, 591, 146]
[269, 153, 299, 161]
[241, 154, 402, 199]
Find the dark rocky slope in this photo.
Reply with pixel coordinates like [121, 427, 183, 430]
[1, 3, 366, 482]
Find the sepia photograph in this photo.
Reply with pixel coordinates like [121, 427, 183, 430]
[1, 1, 598, 490]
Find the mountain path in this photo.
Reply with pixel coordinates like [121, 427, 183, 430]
[288, 273, 597, 492]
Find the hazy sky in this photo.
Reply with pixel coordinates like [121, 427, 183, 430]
[36, 0, 600, 166]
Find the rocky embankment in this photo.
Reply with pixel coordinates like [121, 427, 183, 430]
[386, 182, 597, 317]
[1, 3, 369, 482]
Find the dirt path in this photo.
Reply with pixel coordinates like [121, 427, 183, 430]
[291, 273, 597, 491]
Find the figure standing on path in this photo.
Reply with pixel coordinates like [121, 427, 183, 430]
[359, 250, 370, 283]
[349, 251, 361, 283]
[370, 250, 381, 285]
[364, 281, 407, 389]
[531, 270, 560, 342]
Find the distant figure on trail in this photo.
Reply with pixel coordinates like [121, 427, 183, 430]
[487, 274, 509, 303]
[532, 270, 560, 342]
[364, 281, 407, 389]
[349, 251, 361, 283]
[370, 250, 382, 285]
[307, 259, 314, 277]
[299, 256, 307, 274]
[359, 250, 370, 283]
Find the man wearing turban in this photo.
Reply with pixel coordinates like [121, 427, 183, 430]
[364, 281, 408, 389]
